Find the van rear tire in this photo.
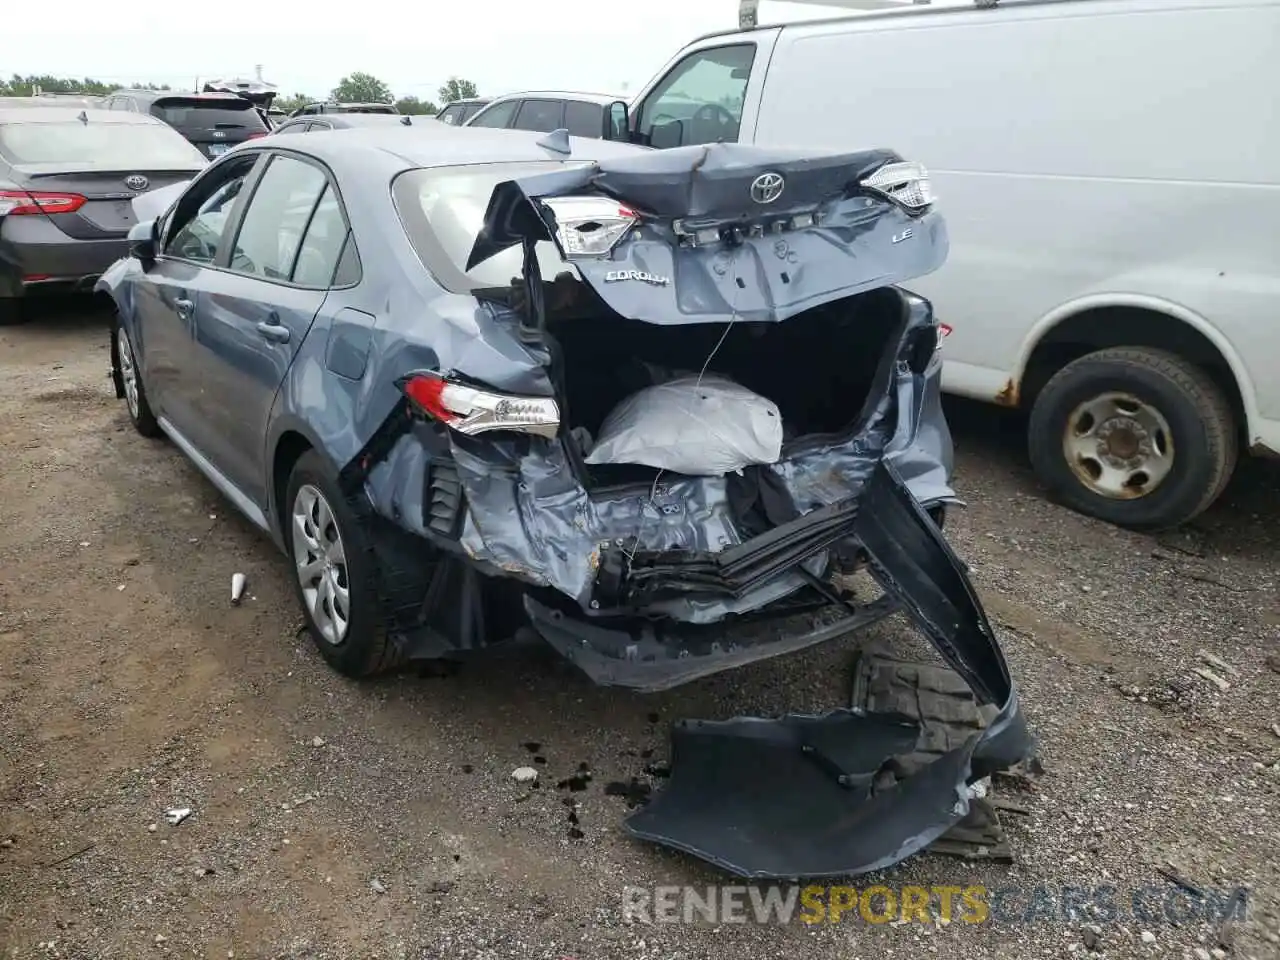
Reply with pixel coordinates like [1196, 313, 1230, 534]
[1027, 347, 1236, 531]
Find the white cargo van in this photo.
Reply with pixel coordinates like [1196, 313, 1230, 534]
[623, 0, 1279, 530]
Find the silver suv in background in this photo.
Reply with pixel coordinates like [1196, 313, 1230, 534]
[464, 91, 628, 140]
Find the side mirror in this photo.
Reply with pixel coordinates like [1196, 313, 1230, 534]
[603, 100, 630, 141]
[128, 219, 158, 266]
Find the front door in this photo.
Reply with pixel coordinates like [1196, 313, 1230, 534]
[192, 153, 352, 506]
[137, 155, 260, 436]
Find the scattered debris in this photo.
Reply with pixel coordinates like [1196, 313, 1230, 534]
[1197, 649, 1240, 677]
[511, 766, 538, 784]
[116, 584, 126, 592]
[1271, 723, 1280, 740]
[1156, 863, 1206, 898]
[1082, 925, 1102, 952]
[1140, 930, 1156, 945]
[1192, 667, 1231, 692]
[427, 879, 454, 894]
[522, 741, 541, 753]
[231, 573, 246, 605]
[311, 736, 326, 748]
[147, 823, 157, 833]
[46, 842, 95, 867]
[154, 933, 167, 944]
[370, 878, 387, 894]
[164, 807, 192, 826]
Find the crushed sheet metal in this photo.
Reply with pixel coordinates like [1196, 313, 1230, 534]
[623, 462, 1034, 878]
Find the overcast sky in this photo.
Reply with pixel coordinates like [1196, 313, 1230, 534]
[9, 1, 837, 101]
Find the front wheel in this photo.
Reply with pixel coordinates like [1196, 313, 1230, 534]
[1027, 347, 1237, 530]
[285, 450, 405, 678]
[114, 319, 162, 438]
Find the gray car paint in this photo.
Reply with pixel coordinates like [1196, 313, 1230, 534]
[98, 125, 953, 664]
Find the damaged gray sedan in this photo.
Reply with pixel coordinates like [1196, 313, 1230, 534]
[100, 125, 1032, 876]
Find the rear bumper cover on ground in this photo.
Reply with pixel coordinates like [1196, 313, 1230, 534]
[621, 459, 1033, 877]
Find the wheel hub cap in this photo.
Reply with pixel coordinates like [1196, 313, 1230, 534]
[1063, 392, 1174, 500]
[117, 327, 139, 420]
[291, 484, 350, 645]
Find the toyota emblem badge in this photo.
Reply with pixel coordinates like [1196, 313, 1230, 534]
[749, 172, 785, 205]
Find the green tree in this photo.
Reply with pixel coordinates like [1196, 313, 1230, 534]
[331, 72, 392, 104]
[0, 75, 171, 97]
[437, 77, 478, 104]
[275, 92, 314, 114]
[394, 95, 437, 116]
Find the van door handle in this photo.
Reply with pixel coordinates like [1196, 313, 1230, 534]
[256, 321, 291, 344]
[174, 297, 194, 319]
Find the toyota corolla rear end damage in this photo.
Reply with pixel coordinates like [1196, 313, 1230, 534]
[351, 141, 1033, 875]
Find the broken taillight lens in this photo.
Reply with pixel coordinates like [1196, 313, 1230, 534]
[538, 196, 638, 259]
[860, 161, 934, 214]
[0, 190, 87, 216]
[400, 372, 560, 439]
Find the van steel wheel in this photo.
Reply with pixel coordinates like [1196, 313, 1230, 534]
[114, 320, 161, 437]
[284, 450, 405, 677]
[1027, 347, 1236, 531]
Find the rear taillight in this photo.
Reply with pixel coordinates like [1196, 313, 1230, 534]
[246, 132, 267, 139]
[860, 161, 934, 214]
[0, 190, 87, 216]
[938, 322, 952, 342]
[538, 196, 638, 259]
[400, 372, 560, 439]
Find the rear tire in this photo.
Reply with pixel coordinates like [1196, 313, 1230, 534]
[1027, 347, 1236, 531]
[285, 450, 405, 678]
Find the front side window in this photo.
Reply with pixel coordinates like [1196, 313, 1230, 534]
[393, 161, 589, 293]
[436, 104, 464, 125]
[637, 43, 756, 149]
[165, 164, 255, 263]
[467, 98, 519, 129]
[512, 99, 565, 133]
[564, 100, 604, 139]
[228, 155, 328, 281]
[459, 102, 488, 123]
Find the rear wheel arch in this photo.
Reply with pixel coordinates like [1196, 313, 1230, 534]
[1015, 300, 1250, 443]
[271, 430, 316, 540]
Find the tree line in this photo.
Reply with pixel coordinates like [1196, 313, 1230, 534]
[1, 73, 480, 116]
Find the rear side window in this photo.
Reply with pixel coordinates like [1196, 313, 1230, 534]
[150, 98, 268, 133]
[229, 156, 328, 281]
[564, 100, 603, 138]
[291, 184, 354, 287]
[467, 99, 519, 128]
[512, 99, 565, 132]
[436, 104, 465, 125]
[0, 121, 207, 167]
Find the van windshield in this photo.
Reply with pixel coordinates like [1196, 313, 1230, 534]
[638, 43, 756, 148]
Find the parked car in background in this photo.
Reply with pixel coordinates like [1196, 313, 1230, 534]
[105, 90, 269, 160]
[202, 78, 279, 131]
[0, 107, 207, 325]
[289, 101, 399, 118]
[270, 113, 415, 135]
[434, 98, 490, 126]
[265, 109, 288, 127]
[619, 0, 1280, 531]
[464, 91, 628, 139]
[98, 123, 969, 698]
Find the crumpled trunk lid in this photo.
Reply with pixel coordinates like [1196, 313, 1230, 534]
[467, 142, 947, 326]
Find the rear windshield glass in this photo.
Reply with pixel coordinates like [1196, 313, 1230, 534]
[151, 98, 267, 131]
[0, 121, 208, 167]
[393, 162, 589, 293]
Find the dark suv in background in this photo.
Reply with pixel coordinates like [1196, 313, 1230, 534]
[104, 90, 269, 159]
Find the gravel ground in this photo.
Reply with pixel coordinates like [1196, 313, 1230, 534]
[1, 301, 1277, 960]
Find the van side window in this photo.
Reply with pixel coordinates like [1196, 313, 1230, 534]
[637, 43, 756, 149]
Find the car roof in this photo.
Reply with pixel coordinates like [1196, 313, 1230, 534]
[0, 106, 167, 125]
[441, 97, 490, 106]
[116, 89, 249, 103]
[262, 122, 646, 171]
[483, 90, 624, 105]
[281, 113, 412, 128]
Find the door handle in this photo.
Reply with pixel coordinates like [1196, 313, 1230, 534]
[174, 297, 194, 319]
[256, 321, 291, 344]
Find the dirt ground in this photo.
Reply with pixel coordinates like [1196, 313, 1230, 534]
[1, 300, 1278, 960]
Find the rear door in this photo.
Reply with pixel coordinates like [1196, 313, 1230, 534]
[564, 100, 605, 139]
[149, 96, 269, 159]
[192, 151, 351, 504]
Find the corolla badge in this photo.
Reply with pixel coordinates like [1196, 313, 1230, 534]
[750, 172, 785, 204]
[124, 174, 149, 191]
[604, 270, 670, 286]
